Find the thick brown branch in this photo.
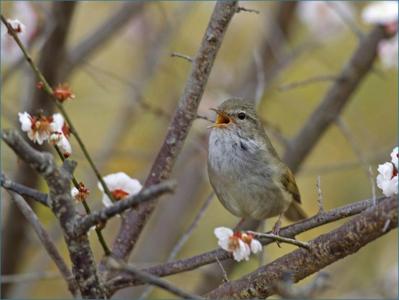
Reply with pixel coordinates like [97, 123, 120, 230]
[111, 1, 238, 261]
[106, 196, 386, 292]
[7, 191, 79, 297]
[283, 25, 393, 173]
[75, 181, 176, 235]
[2, 130, 105, 299]
[205, 197, 397, 299]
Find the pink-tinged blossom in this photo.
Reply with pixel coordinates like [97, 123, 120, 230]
[376, 162, 398, 197]
[49, 132, 72, 158]
[297, 1, 354, 40]
[98, 172, 142, 207]
[18, 112, 52, 145]
[362, 1, 398, 26]
[378, 34, 398, 69]
[214, 227, 263, 262]
[391, 147, 398, 169]
[214, 227, 251, 262]
[49, 113, 72, 157]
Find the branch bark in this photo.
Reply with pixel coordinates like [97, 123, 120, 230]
[2, 130, 106, 299]
[111, 1, 238, 261]
[6, 191, 79, 297]
[1, 173, 48, 206]
[283, 25, 393, 173]
[205, 196, 397, 299]
[2, 4, 76, 296]
[106, 196, 386, 292]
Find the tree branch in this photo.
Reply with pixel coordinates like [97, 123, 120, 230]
[2, 129, 106, 298]
[205, 197, 397, 299]
[6, 191, 79, 297]
[111, 1, 238, 261]
[106, 258, 204, 300]
[63, 2, 146, 76]
[75, 181, 176, 235]
[2, 4, 77, 292]
[1, 173, 48, 206]
[283, 25, 393, 173]
[105, 196, 386, 292]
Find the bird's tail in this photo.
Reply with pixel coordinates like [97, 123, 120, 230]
[284, 201, 307, 221]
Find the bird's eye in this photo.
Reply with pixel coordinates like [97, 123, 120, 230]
[237, 112, 246, 120]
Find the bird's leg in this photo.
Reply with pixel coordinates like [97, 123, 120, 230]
[234, 218, 246, 231]
[272, 214, 283, 248]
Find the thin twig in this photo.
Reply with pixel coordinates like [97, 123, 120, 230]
[369, 166, 377, 206]
[326, 2, 364, 40]
[75, 181, 176, 235]
[1, 173, 48, 206]
[215, 256, 229, 283]
[247, 231, 310, 249]
[107, 258, 205, 300]
[316, 176, 325, 213]
[236, 6, 260, 14]
[7, 191, 79, 297]
[278, 75, 338, 91]
[170, 192, 214, 261]
[171, 52, 193, 62]
[1, 271, 61, 284]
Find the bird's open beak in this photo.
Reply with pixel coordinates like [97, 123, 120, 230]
[208, 108, 231, 128]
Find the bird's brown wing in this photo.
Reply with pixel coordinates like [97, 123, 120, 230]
[281, 168, 301, 204]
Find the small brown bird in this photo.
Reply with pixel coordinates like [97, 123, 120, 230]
[207, 99, 306, 227]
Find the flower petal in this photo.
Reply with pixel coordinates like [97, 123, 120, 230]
[250, 239, 263, 254]
[214, 227, 234, 240]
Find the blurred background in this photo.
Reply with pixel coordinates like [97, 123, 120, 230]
[1, 1, 397, 299]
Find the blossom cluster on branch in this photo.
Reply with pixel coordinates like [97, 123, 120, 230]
[18, 112, 72, 157]
[376, 147, 398, 197]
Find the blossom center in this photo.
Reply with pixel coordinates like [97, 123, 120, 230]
[111, 189, 129, 200]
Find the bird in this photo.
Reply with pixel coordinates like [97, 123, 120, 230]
[207, 98, 306, 231]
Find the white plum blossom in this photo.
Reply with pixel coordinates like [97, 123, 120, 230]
[214, 227, 263, 262]
[98, 172, 142, 207]
[18, 112, 52, 144]
[376, 162, 398, 197]
[362, 1, 398, 26]
[249, 238, 263, 254]
[18, 111, 72, 156]
[361, 2, 398, 69]
[378, 34, 398, 69]
[1, 2, 38, 65]
[297, 1, 354, 40]
[50, 132, 72, 158]
[391, 146, 398, 169]
[49, 113, 72, 157]
[214, 227, 251, 262]
[71, 187, 79, 200]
